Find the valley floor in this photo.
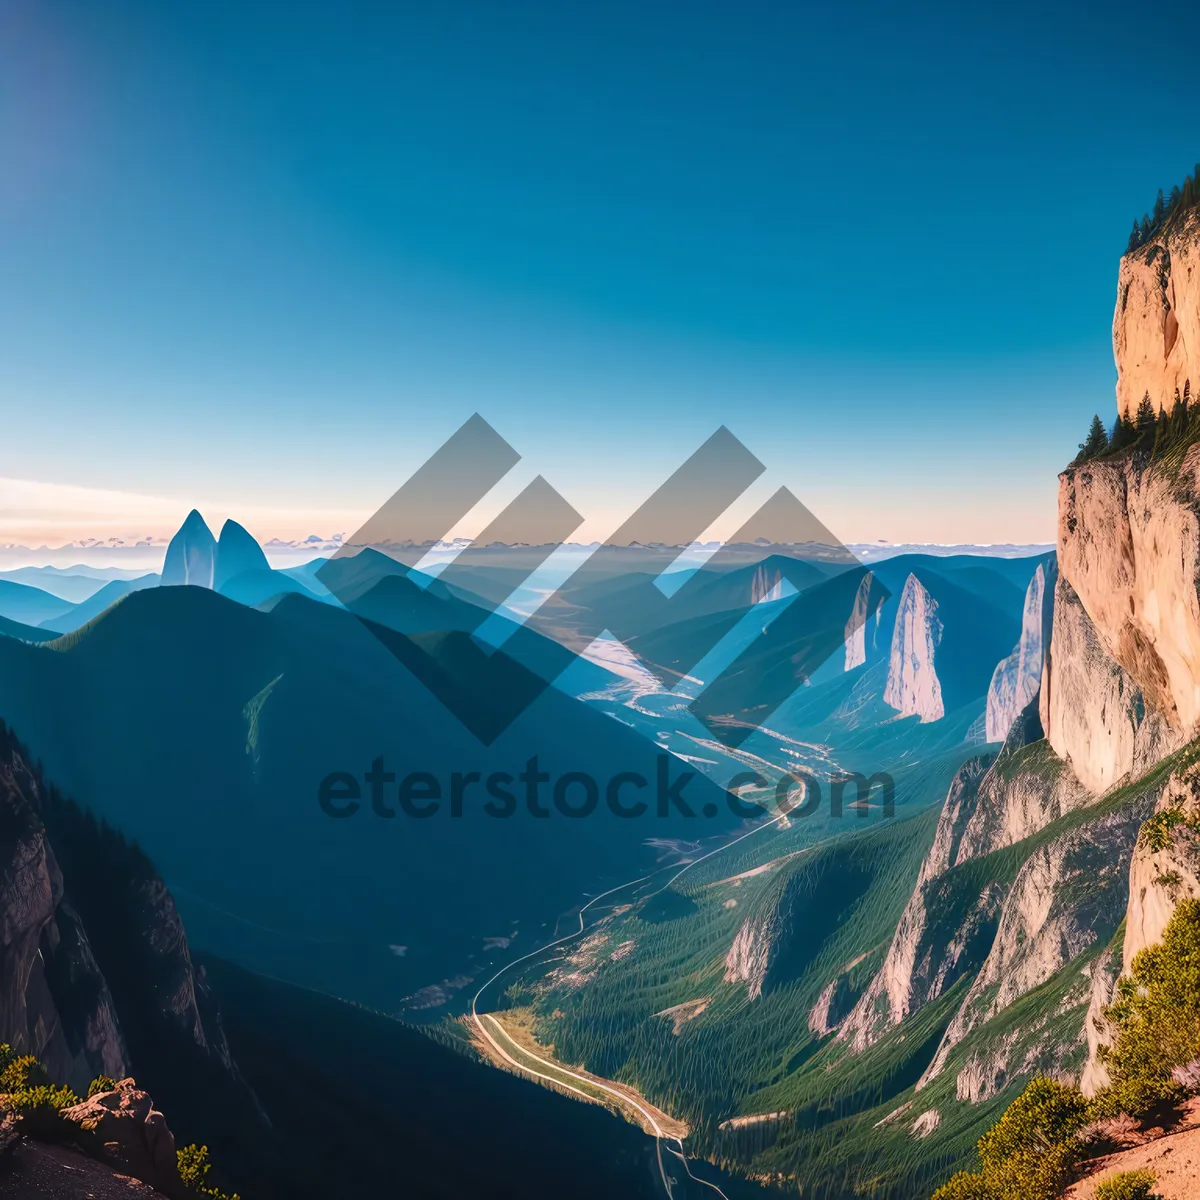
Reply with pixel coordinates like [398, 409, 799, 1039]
[469, 1006, 689, 1139]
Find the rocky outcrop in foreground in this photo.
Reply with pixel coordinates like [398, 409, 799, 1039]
[59, 1081, 185, 1197]
[0, 1078, 194, 1198]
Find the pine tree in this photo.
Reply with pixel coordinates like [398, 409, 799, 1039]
[1076, 414, 1109, 462]
[1170, 184, 1182, 212]
[1154, 189, 1166, 224]
[1155, 405, 1172, 456]
[1128, 220, 1142, 253]
[1110, 413, 1137, 453]
[1137, 391, 1156, 429]
[1170, 387, 1188, 436]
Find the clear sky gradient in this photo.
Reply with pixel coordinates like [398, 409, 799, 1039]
[3, 0, 1199, 546]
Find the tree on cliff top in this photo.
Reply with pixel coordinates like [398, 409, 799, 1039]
[1074, 414, 1109, 464]
[1106, 408, 1139, 455]
[1126, 166, 1200, 251]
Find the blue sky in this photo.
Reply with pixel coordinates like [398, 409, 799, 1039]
[2, 0, 1199, 546]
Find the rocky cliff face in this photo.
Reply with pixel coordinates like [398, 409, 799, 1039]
[1121, 761, 1200, 971]
[985, 561, 1054, 743]
[835, 216, 1200, 1121]
[844, 571, 875, 671]
[1055, 451, 1200, 743]
[724, 909, 782, 1001]
[1114, 210, 1200, 419]
[838, 757, 1002, 1051]
[0, 722, 243, 1098]
[919, 794, 1153, 1097]
[0, 744, 129, 1093]
[1042, 575, 1179, 794]
[1074, 756, 1200, 1093]
[884, 573, 944, 722]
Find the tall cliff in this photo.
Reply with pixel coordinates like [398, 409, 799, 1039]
[830, 209, 1200, 1138]
[1115, 207, 1200, 418]
[883, 573, 945, 722]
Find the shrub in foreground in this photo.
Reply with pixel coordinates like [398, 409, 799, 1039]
[930, 1077, 1090, 1200]
[1094, 898, 1200, 1118]
[1095, 1168, 1162, 1200]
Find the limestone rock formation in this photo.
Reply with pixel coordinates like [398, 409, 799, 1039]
[843, 571, 874, 671]
[837, 758, 1008, 1051]
[883, 573, 944, 722]
[160, 510, 217, 588]
[1114, 211, 1200, 419]
[1122, 762, 1200, 972]
[920, 795, 1154, 1092]
[985, 560, 1055, 743]
[941, 725, 1091, 865]
[838, 712, 1095, 1054]
[1042, 576, 1180, 794]
[214, 518, 271, 590]
[1079, 936, 1124, 1097]
[750, 564, 783, 606]
[1042, 442, 1200, 794]
[830, 198, 1200, 1139]
[162, 511, 274, 597]
[724, 912, 777, 1000]
[1056, 450, 1200, 742]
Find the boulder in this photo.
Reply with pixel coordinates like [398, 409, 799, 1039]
[60, 1081, 183, 1198]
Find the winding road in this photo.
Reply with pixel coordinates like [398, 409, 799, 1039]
[470, 809, 790, 1198]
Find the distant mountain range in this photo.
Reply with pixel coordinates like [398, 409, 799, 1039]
[0, 502, 1063, 1197]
